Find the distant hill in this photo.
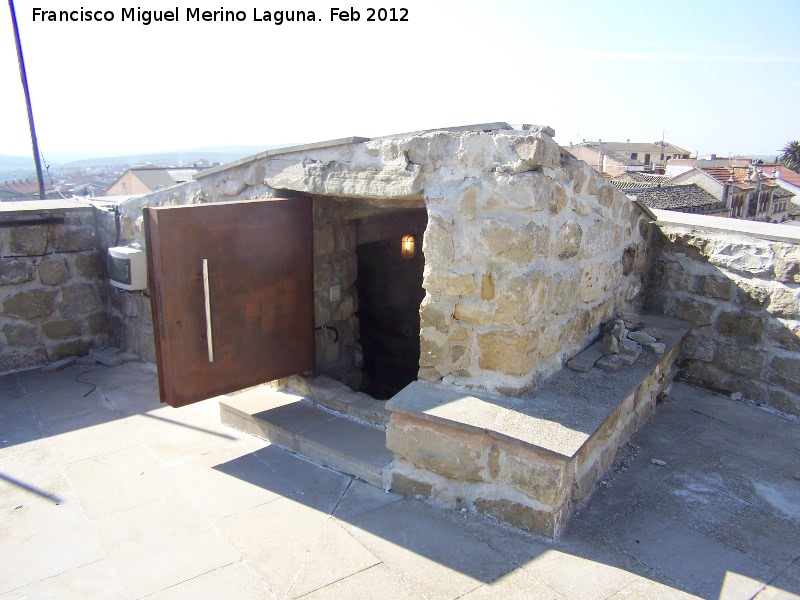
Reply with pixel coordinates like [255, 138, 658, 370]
[0, 144, 293, 174]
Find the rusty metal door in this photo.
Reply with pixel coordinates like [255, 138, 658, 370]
[144, 198, 313, 407]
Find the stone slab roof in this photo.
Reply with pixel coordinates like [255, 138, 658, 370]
[626, 184, 720, 211]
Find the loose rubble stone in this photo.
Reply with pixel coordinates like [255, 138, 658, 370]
[596, 354, 622, 372]
[602, 334, 619, 355]
[567, 341, 605, 373]
[650, 459, 667, 466]
[41, 356, 77, 372]
[730, 392, 743, 401]
[90, 346, 124, 366]
[619, 338, 642, 356]
[643, 342, 665, 354]
[628, 330, 657, 344]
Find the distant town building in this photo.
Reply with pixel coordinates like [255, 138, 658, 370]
[106, 167, 207, 196]
[565, 140, 691, 177]
[0, 178, 54, 199]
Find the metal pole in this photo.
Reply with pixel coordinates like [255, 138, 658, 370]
[8, 0, 46, 199]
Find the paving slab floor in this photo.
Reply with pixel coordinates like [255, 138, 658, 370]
[0, 361, 798, 599]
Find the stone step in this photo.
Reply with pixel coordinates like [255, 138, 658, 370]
[219, 386, 393, 487]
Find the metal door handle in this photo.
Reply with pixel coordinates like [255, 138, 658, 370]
[202, 258, 214, 363]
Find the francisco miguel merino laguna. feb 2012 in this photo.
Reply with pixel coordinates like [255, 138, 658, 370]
[32, 6, 408, 24]
[30, 7, 317, 24]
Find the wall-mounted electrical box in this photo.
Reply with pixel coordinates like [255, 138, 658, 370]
[107, 246, 147, 291]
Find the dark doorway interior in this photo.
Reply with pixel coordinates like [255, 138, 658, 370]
[355, 235, 425, 399]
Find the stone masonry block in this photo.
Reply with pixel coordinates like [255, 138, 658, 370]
[38, 257, 71, 285]
[670, 297, 717, 327]
[715, 342, 767, 380]
[2, 323, 39, 346]
[682, 334, 715, 362]
[386, 415, 487, 483]
[768, 356, 800, 395]
[10, 226, 47, 254]
[3, 289, 58, 319]
[716, 312, 766, 344]
[0, 258, 36, 285]
[43, 320, 83, 339]
[478, 330, 538, 377]
[767, 320, 800, 352]
[60, 284, 102, 317]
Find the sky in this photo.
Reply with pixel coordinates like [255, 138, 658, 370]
[1, 0, 799, 159]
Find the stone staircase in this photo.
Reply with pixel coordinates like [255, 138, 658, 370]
[219, 386, 393, 487]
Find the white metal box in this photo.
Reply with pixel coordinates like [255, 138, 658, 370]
[107, 246, 147, 291]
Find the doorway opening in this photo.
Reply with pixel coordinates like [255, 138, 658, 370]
[354, 212, 426, 399]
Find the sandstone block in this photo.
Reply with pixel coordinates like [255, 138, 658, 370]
[473, 497, 557, 537]
[74, 252, 105, 280]
[768, 356, 800, 395]
[597, 184, 614, 208]
[733, 281, 771, 308]
[480, 275, 495, 301]
[497, 450, 567, 507]
[622, 246, 636, 276]
[716, 312, 765, 343]
[670, 297, 716, 327]
[423, 214, 455, 265]
[478, 330, 538, 377]
[43, 319, 82, 339]
[549, 184, 568, 216]
[552, 271, 579, 316]
[459, 184, 479, 221]
[3, 323, 39, 346]
[767, 286, 800, 320]
[715, 342, 767, 379]
[767, 320, 800, 351]
[423, 269, 475, 296]
[0, 346, 47, 372]
[386, 419, 485, 482]
[582, 221, 616, 256]
[454, 303, 492, 324]
[3, 289, 58, 319]
[87, 312, 110, 336]
[10, 227, 47, 255]
[90, 346, 124, 366]
[774, 246, 800, 284]
[60, 284, 102, 317]
[51, 225, 95, 252]
[419, 336, 446, 368]
[52, 339, 92, 361]
[0, 258, 35, 285]
[682, 335, 715, 362]
[769, 388, 799, 416]
[694, 275, 734, 300]
[420, 298, 450, 330]
[314, 229, 335, 256]
[480, 220, 543, 265]
[38, 257, 71, 285]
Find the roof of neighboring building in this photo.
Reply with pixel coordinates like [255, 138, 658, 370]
[611, 172, 677, 191]
[774, 186, 795, 199]
[0, 179, 55, 197]
[599, 141, 691, 156]
[108, 167, 206, 193]
[625, 184, 721, 211]
[701, 166, 783, 191]
[564, 144, 637, 166]
[757, 165, 800, 189]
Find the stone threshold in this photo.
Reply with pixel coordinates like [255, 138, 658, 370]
[384, 312, 691, 538]
[219, 386, 393, 487]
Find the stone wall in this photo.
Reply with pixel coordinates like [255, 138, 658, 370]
[108, 125, 653, 397]
[0, 203, 110, 372]
[645, 211, 800, 415]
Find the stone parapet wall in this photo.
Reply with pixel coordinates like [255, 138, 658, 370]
[646, 210, 800, 415]
[0, 203, 110, 372]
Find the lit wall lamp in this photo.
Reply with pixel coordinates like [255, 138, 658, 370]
[401, 234, 415, 259]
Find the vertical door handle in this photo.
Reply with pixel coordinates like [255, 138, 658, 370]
[202, 258, 214, 363]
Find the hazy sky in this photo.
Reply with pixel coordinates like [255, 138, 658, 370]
[2, 0, 799, 158]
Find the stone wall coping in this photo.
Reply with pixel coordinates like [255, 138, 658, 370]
[653, 208, 800, 244]
[0, 199, 94, 216]
[387, 313, 690, 461]
[193, 123, 554, 181]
